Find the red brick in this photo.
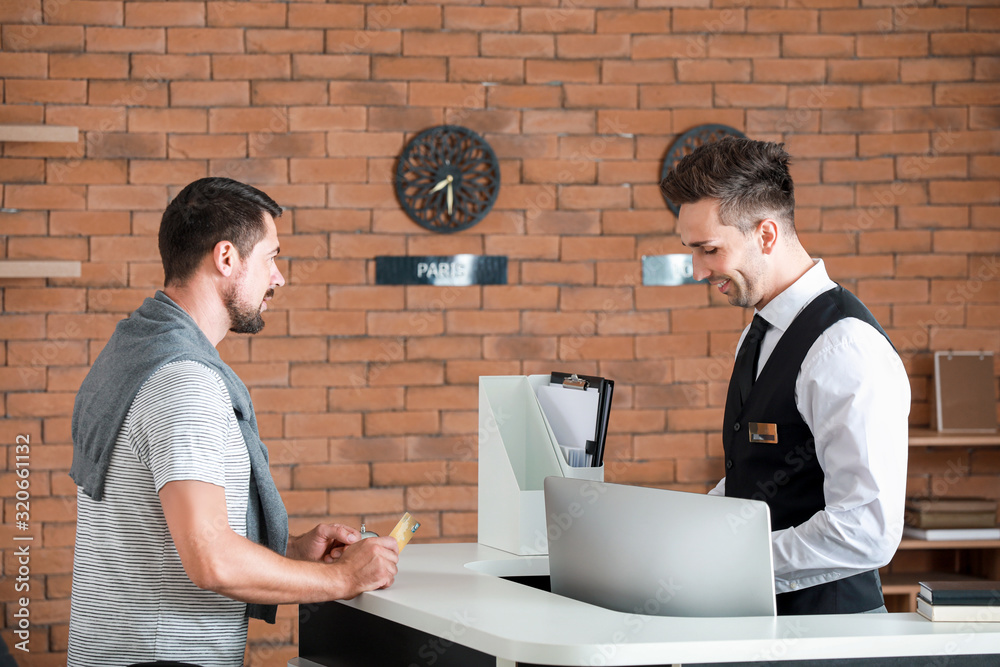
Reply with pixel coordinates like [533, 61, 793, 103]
[673, 8, 745, 33]
[715, 83, 787, 107]
[326, 28, 400, 56]
[598, 9, 671, 33]
[930, 181, 1000, 205]
[409, 82, 486, 108]
[829, 59, 899, 83]
[7, 236, 87, 260]
[168, 133, 246, 159]
[5, 79, 87, 104]
[782, 34, 854, 58]
[132, 53, 209, 79]
[2, 25, 84, 52]
[88, 80, 169, 106]
[932, 33, 998, 57]
[640, 84, 713, 109]
[47, 159, 127, 185]
[896, 255, 970, 279]
[603, 60, 675, 84]
[522, 7, 595, 33]
[822, 109, 894, 133]
[823, 158, 895, 183]
[208, 107, 287, 133]
[166, 27, 243, 54]
[451, 57, 524, 84]
[488, 85, 561, 109]
[481, 33, 554, 59]
[403, 31, 477, 57]
[326, 131, 401, 158]
[709, 34, 780, 58]
[212, 54, 291, 80]
[5, 184, 85, 210]
[753, 59, 825, 83]
[747, 9, 818, 32]
[0, 52, 45, 78]
[934, 231, 1000, 254]
[128, 108, 206, 133]
[287, 3, 364, 29]
[40, 0, 120, 26]
[444, 7, 518, 31]
[246, 29, 324, 54]
[894, 7, 966, 32]
[293, 54, 369, 80]
[87, 26, 165, 53]
[857, 34, 927, 58]
[522, 110, 595, 134]
[0, 158, 43, 184]
[366, 5, 440, 30]
[558, 34, 630, 59]
[373, 56, 446, 82]
[171, 81, 249, 106]
[677, 59, 751, 83]
[207, 2, 287, 28]
[125, 2, 204, 27]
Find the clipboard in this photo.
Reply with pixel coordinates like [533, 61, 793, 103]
[536, 371, 614, 467]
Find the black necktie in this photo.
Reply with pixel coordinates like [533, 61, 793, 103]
[732, 314, 769, 408]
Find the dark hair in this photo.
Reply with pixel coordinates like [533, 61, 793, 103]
[159, 177, 282, 286]
[660, 137, 795, 235]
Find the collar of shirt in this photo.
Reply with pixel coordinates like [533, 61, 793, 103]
[752, 259, 837, 375]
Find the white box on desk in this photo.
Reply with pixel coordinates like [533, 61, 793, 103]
[478, 375, 604, 555]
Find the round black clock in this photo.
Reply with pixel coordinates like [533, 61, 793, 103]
[660, 124, 747, 216]
[395, 125, 500, 234]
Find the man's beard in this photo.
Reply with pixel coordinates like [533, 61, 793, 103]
[224, 284, 273, 335]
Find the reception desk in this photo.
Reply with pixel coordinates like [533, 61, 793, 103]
[292, 543, 1000, 667]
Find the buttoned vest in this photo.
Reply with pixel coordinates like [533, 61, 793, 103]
[723, 286, 892, 615]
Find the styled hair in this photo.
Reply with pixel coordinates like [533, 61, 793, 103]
[159, 177, 282, 286]
[660, 137, 795, 235]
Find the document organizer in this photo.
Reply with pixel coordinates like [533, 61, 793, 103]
[478, 375, 603, 556]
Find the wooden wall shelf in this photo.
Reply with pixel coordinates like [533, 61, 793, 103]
[908, 427, 1000, 447]
[0, 124, 79, 143]
[0, 260, 82, 278]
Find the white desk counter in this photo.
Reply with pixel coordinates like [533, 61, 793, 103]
[292, 543, 1000, 667]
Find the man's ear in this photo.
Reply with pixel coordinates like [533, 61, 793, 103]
[758, 218, 779, 255]
[212, 240, 237, 277]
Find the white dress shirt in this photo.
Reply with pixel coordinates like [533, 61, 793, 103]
[709, 259, 910, 594]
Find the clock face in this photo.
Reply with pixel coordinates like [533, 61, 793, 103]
[395, 125, 501, 234]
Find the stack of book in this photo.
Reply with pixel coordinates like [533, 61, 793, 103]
[902, 497, 1000, 541]
[917, 581, 1000, 622]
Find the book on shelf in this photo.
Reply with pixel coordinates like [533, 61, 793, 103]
[919, 580, 1000, 606]
[905, 497, 999, 530]
[917, 596, 1000, 622]
[902, 526, 1000, 541]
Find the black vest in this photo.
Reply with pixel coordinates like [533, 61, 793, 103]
[723, 286, 891, 615]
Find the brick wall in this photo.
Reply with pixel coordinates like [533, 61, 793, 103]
[1, 0, 998, 664]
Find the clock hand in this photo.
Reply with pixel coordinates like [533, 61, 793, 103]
[447, 183, 453, 216]
[428, 174, 453, 195]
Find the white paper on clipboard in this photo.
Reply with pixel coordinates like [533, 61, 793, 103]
[535, 383, 599, 467]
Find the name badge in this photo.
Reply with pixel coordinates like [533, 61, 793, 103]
[749, 422, 778, 444]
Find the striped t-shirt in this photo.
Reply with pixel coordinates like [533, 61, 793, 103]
[69, 360, 251, 667]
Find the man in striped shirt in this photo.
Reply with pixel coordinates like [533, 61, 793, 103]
[69, 178, 399, 667]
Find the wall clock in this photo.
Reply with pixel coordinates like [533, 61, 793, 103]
[395, 125, 501, 234]
[660, 124, 746, 216]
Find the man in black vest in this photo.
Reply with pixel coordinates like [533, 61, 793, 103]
[661, 138, 909, 615]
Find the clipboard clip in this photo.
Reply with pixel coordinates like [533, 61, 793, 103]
[562, 373, 589, 390]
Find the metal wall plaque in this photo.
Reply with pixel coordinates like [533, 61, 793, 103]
[375, 255, 507, 286]
[642, 254, 700, 286]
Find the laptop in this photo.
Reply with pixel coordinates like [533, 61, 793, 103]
[543, 476, 776, 617]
